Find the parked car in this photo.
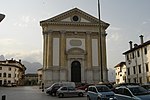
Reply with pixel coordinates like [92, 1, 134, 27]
[112, 83, 140, 91]
[98, 82, 114, 90]
[77, 83, 94, 91]
[46, 84, 61, 96]
[141, 84, 150, 92]
[114, 85, 150, 100]
[56, 86, 85, 98]
[87, 85, 117, 100]
[46, 82, 75, 96]
[2, 83, 17, 87]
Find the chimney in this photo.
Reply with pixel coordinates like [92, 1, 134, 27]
[19, 59, 21, 63]
[139, 35, 144, 44]
[134, 43, 138, 47]
[129, 41, 133, 50]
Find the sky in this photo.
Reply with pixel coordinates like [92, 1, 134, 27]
[0, 0, 150, 70]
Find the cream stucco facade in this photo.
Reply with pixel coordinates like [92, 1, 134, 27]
[114, 62, 126, 84]
[0, 59, 26, 86]
[123, 35, 150, 84]
[40, 8, 109, 87]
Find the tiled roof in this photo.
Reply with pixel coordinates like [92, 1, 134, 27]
[114, 62, 126, 68]
[123, 40, 150, 54]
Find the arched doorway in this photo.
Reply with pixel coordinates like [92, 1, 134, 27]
[71, 61, 81, 82]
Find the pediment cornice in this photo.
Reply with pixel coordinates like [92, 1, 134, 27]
[40, 8, 109, 29]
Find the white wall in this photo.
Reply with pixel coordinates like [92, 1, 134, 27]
[53, 38, 60, 66]
[92, 39, 98, 66]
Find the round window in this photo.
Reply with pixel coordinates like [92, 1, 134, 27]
[72, 15, 79, 22]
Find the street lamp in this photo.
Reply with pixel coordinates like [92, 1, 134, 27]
[0, 14, 5, 22]
[98, 0, 103, 82]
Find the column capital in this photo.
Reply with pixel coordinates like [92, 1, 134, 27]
[60, 30, 66, 34]
[42, 31, 48, 35]
[86, 31, 92, 35]
[102, 32, 107, 37]
[47, 30, 53, 33]
[43, 30, 53, 35]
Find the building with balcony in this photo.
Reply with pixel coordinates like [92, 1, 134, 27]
[0, 59, 26, 86]
[123, 35, 150, 84]
[114, 62, 126, 84]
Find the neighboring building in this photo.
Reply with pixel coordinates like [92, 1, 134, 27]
[114, 62, 126, 84]
[0, 59, 26, 86]
[40, 8, 110, 87]
[123, 35, 150, 84]
[37, 68, 42, 85]
[25, 73, 38, 86]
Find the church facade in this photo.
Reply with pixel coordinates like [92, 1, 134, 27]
[40, 8, 109, 86]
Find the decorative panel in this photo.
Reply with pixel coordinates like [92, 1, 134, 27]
[92, 39, 98, 66]
[53, 38, 60, 66]
[66, 38, 85, 50]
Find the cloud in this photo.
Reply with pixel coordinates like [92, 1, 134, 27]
[145, 34, 150, 41]
[142, 19, 150, 25]
[4, 50, 42, 63]
[0, 38, 22, 46]
[108, 26, 121, 31]
[107, 32, 120, 41]
[13, 15, 36, 28]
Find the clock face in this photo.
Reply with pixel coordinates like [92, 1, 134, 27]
[72, 15, 80, 22]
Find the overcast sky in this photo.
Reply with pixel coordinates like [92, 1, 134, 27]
[0, 0, 150, 69]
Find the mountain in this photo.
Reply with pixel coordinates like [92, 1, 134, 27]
[108, 68, 115, 82]
[22, 61, 42, 74]
[0, 55, 5, 61]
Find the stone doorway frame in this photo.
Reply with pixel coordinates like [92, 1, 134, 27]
[66, 48, 86, 82]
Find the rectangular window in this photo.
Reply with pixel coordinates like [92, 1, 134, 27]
[139, 77, 142, 83]
[134, 78, 136, 83]
[0, 73, 1, 77]
[128, 78, 130, 83]
[0, 67, 2, 70]
[9, 67, 11, 71]
[137, 50, 140, 57]
[147, 76, 150, 83]
[127, 68, 130, 75]
[130, 53, 132, 59]
[3, 73, 6, 77]
[138, 65, 141, 73]
[133, 66, 136, 74]
[0, 80, 2, 86]
[132, 52, 134, 59]
[8, 80, 11, 83]
[144, 47, 147, 54]
[120, 67, 122, 72]
[127, 55, 129, 60]
[146, 63, 149, 72]
[8, 74, 11, 78]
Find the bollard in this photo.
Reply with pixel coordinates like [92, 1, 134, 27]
[42, 89, 44, 92]
[41, 83, 44, 92]
[2, 95, 6, 100]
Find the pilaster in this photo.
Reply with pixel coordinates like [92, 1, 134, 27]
[43, 32, 48, 69]
[86, 31, 92, 69]
[60, 30, 66, 68]
[47, 30, 53, 68]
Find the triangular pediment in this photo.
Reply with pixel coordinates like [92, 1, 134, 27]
[40, 8, 109, 26]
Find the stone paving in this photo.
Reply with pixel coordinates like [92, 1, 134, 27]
[0, 86, 86, 100]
